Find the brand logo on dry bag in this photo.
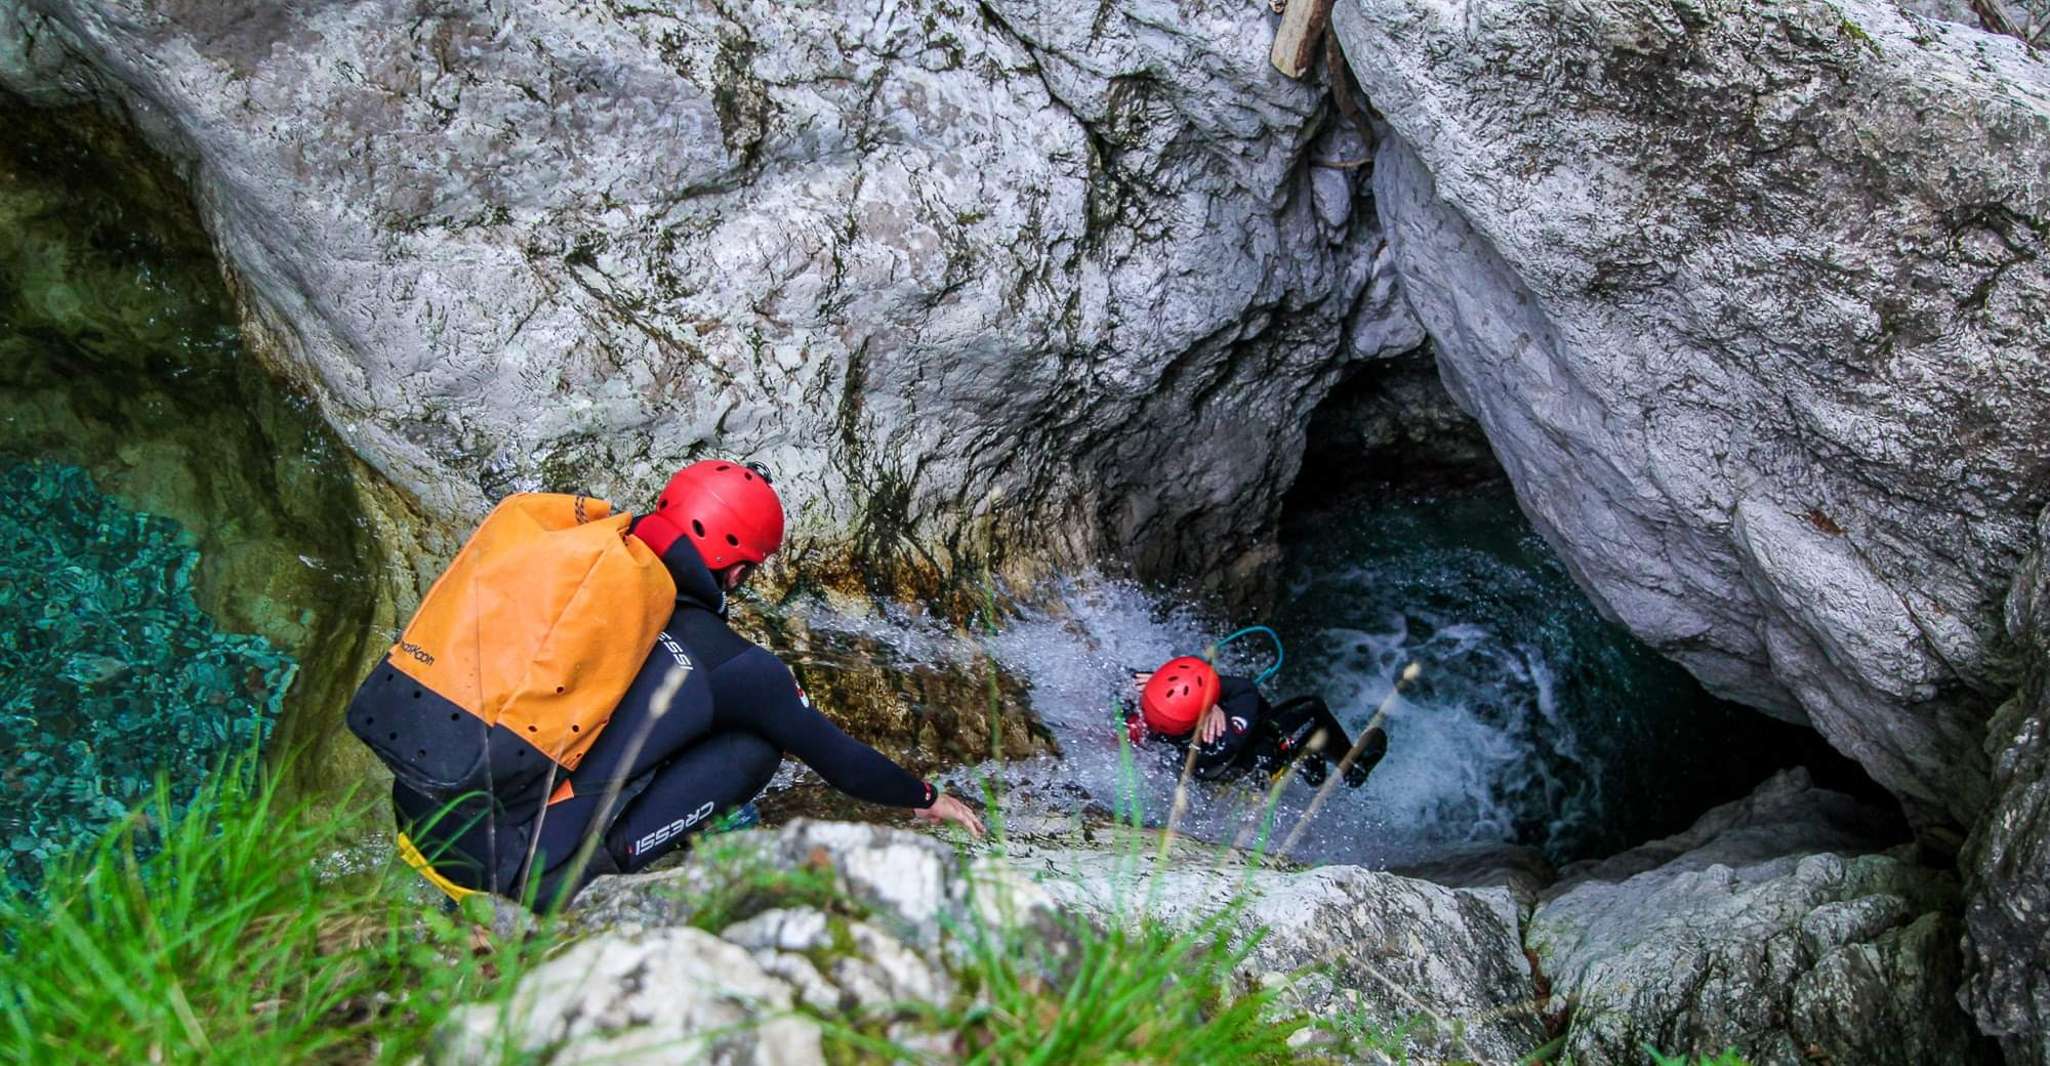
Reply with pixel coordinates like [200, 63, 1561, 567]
[630, 800, 716, 855]
[399, 641, 436, 666]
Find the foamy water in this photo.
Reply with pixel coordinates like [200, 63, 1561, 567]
[781, 487, 1817, 867]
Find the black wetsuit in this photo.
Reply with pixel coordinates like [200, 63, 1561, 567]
[1125, 674, 1378, 787]
[394, 525, 936, 906]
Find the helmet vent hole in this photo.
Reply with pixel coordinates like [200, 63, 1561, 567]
[715, 463, 731, 471]
[742, 471, 753, 480]
[725, 533, 739, 546]
[692, 519, 706, 537]
[659, 496, 668, 508]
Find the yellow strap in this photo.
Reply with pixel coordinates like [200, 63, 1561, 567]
[396, 831, 480, 905]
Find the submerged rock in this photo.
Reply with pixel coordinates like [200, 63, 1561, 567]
[1530, 770, 1990, 1064]
[1333, 0, 2050, 845]
[1963, 504, 2050, 1065]
[0, 0, 1419, 605]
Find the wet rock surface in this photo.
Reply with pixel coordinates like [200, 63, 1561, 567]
[0, 0, 1420, 605]
[1334, 0, 2050, 844]
[1530, 770, 1989, 1065]
[1964, 504, 2050, 1066]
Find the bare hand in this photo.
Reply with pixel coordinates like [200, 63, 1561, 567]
[913, 793, 986, 839]
[1130, 670, 1153, 691]
[1197, 704, 1227, 744]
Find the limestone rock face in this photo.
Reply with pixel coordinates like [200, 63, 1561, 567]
[1333, 0, 2050, 839]
[0, 0, 1416, 598]
[445, 821, 987, 1064]
[1964, 504, 2050, 1066]
[435, 926, 829, 1065]
[1530, 771, 1990, 1065]
[1024, 837, 1551, 1062]
[461, 819, 1550, 1062]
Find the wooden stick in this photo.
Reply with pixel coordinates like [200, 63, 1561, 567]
[1271, 0, 1337, 79]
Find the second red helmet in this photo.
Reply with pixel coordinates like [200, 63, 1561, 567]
[652, 459, 785, 569]
[1141, 656, 1219, 736]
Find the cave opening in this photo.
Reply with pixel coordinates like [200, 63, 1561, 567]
[1272, 348, 1897, 863]
[0, 94, 384, 884]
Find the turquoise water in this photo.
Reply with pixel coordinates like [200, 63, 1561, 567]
[0, 461, 294, 889]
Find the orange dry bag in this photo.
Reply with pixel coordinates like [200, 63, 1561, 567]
[346, 493, 675, 804]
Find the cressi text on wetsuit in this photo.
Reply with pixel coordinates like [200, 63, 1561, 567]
[394, 523, 936, 905]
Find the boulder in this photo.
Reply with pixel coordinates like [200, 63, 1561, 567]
[1333, 0, 2050, 841]
[0, 0, 1420, 603]
[463, 819, 1553, 1062]
[994, 831, 1551, 1062]
[1530, 771, 1990, 1064]
[1963, 504, 2050, 1065]
[434, 926, 829, 1065]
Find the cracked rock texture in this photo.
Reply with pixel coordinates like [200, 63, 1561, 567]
[1334, 0, 2050, 845]
[1965, 504, 2050, 1065]
[1024, 835, 1550, 1062]
[0, 0, 1416, 603]
[1530, 770, 1992, 1065]
[446, 819, 1547, 1063]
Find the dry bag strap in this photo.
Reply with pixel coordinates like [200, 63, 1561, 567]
[573, 494, 589, 525]
[396, 832, 479, 906]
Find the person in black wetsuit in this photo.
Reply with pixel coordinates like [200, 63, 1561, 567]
[1121, 656, 1385, 787]
[394, 460, 984, 908]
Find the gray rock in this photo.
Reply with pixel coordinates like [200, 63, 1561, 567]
[1964, 504, 2050, 1065]
[1893, 0, 1985, 25]
[1530, 774, 1989, 1064]
[1547, 768, 1902, 894]
[0, 0, 1420, 602]
[1297, 343, 1500, 490]
[1334, 0, 2050, 842]
[1392, 841, 1556, 912]
[722, 906, 952, 1014]
[502, 819, 1559, 1062]
[1012, 836, 1551, 1062]
[569, 819, 969, 943]
[434, 926, 827, 1065]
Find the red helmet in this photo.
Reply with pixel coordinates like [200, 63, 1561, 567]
[650, 459, 785, 569]
[1141, 656, 1219, 736]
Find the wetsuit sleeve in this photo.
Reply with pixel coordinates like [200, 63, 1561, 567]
[711, 647, 937, 809]
[1192, 675, 1261, 779]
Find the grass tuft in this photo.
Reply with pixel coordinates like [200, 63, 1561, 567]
[0, 760, 547, 1064]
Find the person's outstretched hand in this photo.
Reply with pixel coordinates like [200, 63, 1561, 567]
[1197, 704, 1227, 744]
[914, 793, 986, 839]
